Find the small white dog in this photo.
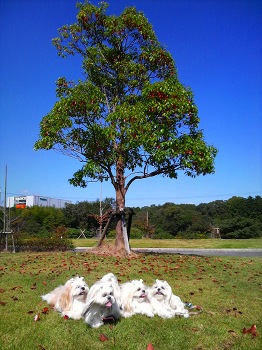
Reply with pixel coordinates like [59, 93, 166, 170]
[120, 279, 154, 318]
[99, 272, 122, 306]
[82, 277, 121, 328]
[149, 279, 189, 318]
[41, 276, 89, 320]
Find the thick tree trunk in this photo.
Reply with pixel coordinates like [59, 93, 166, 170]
[114, 159, 130, 254]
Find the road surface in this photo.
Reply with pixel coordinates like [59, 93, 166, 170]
[74, 247, 262, 257]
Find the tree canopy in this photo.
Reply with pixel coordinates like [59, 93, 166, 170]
[34, 1, 218, 254]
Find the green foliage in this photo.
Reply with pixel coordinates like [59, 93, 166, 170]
[132, 196, 262, 239]
[34, 0, 217, 199]
[15, 236, 73, 252]
[129, 226, 143, 239]
[176, 231, 209, 239]
[219, 217, 262, 239]
[2, 196, 261, 246]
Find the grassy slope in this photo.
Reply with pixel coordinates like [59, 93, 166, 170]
[72, 238, 262, 249]
[0, 251, 261, 350]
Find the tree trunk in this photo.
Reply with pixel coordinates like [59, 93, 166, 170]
[114, 159, 130, 254]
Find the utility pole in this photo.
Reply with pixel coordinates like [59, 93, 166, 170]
[3, 165, 7, 250]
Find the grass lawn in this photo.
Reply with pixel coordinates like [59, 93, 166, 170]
[72, 238, 262, 249]
[0, 250, 261, 350]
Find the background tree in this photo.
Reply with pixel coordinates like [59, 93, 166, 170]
[34, 1, 218, 254]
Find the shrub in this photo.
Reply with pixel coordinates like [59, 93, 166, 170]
[219, 217, 262, 239]
[14, 236, 73, 252]
[153, 228, 174, 239]
[176, 231, 209, 239]
[130, 227, 143, 239]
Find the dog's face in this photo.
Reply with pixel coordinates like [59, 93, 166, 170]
[150, 279, 172, 302]
[66, 276, 89, 301]
[130, 279, 149, 303]
[89, 282, 116, 308]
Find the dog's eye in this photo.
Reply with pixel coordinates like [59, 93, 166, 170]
[102, 293, 107, 297]
[110, 292, 113, 296]
[137, 288, 141, 291]
[161, 286, 165, 290]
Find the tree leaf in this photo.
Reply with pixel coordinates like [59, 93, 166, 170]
[99, 334, 109, 342]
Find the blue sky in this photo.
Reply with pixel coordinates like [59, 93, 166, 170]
[0, 0, 261, 207]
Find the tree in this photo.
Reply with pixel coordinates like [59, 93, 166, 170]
[34, 1, 218, 255]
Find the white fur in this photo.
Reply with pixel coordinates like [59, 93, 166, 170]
[99, 272, 121, 306]
[82, 278, 121, 328]
[120, 279, 154, 318]
[41, 276, 89, 320]
[149, 279, 189, 318]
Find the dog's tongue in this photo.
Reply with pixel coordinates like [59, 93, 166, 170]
[106, 301, 112, 307]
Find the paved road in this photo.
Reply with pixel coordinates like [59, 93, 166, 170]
[132, 248, 262, 258]
[75, 247, 262, 257]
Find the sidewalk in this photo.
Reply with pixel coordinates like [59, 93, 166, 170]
[74, 247, 262, 257]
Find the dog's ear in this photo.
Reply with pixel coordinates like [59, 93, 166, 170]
[59, 284, 73, 311]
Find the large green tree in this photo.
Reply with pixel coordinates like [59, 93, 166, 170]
[35, 1, 218, 254]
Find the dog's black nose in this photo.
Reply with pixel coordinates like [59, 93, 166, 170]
[81, 287, 85, 290]
[107, 295, 111, 300]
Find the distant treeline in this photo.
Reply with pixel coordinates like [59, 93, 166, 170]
[1, 196, 262, 240]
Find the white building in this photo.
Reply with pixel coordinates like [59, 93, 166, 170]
[7, 195, 72, 209]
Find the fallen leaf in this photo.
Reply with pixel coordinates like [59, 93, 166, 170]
[63, 315, 69, 320]
[243, 324, 258, 337]
[99, 334, 109, 342]
[34, 313, 40, 322]
[192, 327, 199, 333]
[11, 286, 22, 291]
[41, 307, 49, 314]
[147, 343, 155, 350]
[38, 345, 45, 350]
[0, 300, 7, 306]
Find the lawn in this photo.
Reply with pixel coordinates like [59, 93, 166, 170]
[72, 238, 262, 249]
[0, 250, 261, 350]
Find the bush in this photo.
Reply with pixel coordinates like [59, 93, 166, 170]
[130, 227, 143, 239]
[219, 217, 262, 239]
[14, 236, 73, 252]
[153, 228, 174, 239]
[176, 231, 209, 239]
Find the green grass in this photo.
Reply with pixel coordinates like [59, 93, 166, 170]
[0, 251, 261, 350]
[72, 238, 262, 249]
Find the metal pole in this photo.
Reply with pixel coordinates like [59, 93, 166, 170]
[4, 165, 7, 250]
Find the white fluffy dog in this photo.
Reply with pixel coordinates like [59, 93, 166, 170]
[149, 279, 189, 318]
[120, 279, 154, 318]
[99, 272, 122, 306]
[41, 276, 89, 320]
[82, 276, 121, 328]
